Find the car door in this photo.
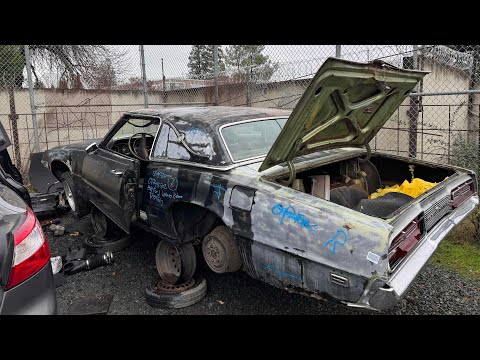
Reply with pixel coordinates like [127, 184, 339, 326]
[82, 145, 140, 234]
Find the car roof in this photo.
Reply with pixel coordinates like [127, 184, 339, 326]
[126, 106, 291, 127]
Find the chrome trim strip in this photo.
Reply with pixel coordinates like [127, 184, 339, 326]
[218, 116, 289, 163]
[148, 156, 263, 171]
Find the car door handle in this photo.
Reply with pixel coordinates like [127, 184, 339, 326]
[110, 170, 123, 176]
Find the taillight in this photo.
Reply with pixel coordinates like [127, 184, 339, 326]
[451, 180, 474, 208]
[389, 216, 423, 269]
[6, 207, 50, 290]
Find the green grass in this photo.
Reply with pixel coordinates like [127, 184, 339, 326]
[432, 239, 480, 281]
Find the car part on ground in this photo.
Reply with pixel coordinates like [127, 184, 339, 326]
[59, 245, 114, 276]
[61, 172, 90, 218]
[82, 234, 133, 253]
[202, 226, 242, 274]
[91, 205, 124, 239]
[31, 191, 68, 219]
[67, 294, 113, 315]
[145, 275, 207, 309]
[63, 252, 114, 275]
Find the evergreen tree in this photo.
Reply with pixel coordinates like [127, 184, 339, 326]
[187, 45, 224, 79]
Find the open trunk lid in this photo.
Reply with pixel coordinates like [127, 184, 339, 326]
[259, 58, 427, 172]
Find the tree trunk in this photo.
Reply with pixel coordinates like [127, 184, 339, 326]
[7, 86, 22, 171]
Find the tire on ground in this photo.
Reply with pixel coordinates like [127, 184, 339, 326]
[82, 234, 133, 253]
[61, 172, 90, 218]
[145, 275, 207, 309]
[202, 225, 242, 274]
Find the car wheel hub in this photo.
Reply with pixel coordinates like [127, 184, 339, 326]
[156, 241, 182, 285]
[205, 238, 227, 270]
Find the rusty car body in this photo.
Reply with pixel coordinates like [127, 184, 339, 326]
[42, 58, 478, 311]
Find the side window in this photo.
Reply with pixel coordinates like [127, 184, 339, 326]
[153, 124, 191, 161]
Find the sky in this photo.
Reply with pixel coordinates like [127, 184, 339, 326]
[119, 45, 413, 82]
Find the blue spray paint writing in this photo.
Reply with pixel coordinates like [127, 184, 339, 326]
[146, 170, 183, 206]
[151, 170, 178, 191]
[187, 127, 207, 138]
[323, 229, 348, 255]
[212, 184, 227, 200]
[263, 265, 302, 282]
[271, 204, 318, 232]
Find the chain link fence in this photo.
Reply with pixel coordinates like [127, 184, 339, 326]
[1, 45, 480, 178]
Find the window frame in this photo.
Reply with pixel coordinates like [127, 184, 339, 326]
[219, 116, 289, 163]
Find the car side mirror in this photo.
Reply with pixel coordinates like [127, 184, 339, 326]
[85, 142, 98, 155]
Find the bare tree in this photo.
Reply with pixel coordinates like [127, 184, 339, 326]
[0, 45, 127, 169]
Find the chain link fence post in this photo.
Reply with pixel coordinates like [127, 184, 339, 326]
[24, 45, 40, 153]
[140, 45, 149, 108]
[336, 45, 342, 58]
[214, 45, 219, 106]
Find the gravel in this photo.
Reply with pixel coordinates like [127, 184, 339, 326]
[47, 212, 480, 315]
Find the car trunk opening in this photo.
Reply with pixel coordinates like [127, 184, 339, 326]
[267, 152, 476, 270]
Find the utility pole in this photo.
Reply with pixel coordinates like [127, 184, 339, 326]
[140, 45, 149, 108]
[24, 45, 40, 153]
[214, 45, 219, 105]
[336, 45, 342, 58]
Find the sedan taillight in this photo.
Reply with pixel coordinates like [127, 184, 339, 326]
[451, 180, 474, 208]
[6, 207, 51, 290]
[389, 216, 423, 269]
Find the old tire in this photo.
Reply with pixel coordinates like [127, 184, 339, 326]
[91, 206, 124, 239]
[179, 243, 196, 281]
[61, 172, 89, 218]
[82, 234, 132, 253]
[145, 275, 207, 309]
[202, 226, 242, 274]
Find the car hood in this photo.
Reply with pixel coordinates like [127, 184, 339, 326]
[0, 121, 11, 152]
[259, 58, 427, 172]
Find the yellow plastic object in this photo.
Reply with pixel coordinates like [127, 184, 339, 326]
[369, 178, 438, 199]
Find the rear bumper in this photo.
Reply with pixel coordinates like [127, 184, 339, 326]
[347, 195, 479, 311]
[0, 262, 57, 315]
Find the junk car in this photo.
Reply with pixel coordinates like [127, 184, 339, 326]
[42, 58, 478, 311]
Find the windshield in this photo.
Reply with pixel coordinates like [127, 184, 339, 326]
[221, 118, 287, 162]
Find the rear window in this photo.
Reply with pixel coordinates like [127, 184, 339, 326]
[0, 184, 26, 213]
[221, 118, 287, 162]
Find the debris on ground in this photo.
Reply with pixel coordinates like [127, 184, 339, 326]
[41, 218, 60, 227]
[217, 300, 225, 305]
[67, 294, 114, 315]
[50, 256, 66, 288]
[49, 224, 65, 236]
